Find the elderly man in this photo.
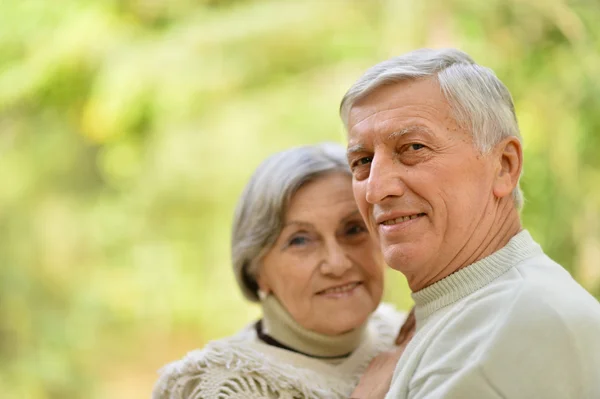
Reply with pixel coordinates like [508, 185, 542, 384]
[341, 48, 600, 399]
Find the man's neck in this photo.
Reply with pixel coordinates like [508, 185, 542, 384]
[410, 199, 522, 292]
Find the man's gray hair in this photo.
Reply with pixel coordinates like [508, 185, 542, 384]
[231, 142, 351, 302]
[340, 48, 523, 208]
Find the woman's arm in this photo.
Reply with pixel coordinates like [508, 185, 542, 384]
[351, 307, 416, 399]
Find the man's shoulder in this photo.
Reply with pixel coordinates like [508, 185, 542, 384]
[471, 251, 598, 321]
[403, 250, 600, 399]
[435, 252, 600, 346]
[508, 253, 600, 321]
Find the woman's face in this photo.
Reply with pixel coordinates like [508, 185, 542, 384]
[257, 172, 384, 335]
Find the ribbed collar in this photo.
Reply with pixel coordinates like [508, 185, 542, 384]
[260, 294, 366, 358]
[412, 230, 543, 321]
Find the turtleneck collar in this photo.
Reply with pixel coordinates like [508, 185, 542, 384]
[412, 230, 543, 322]
[259, 294, 366, 358]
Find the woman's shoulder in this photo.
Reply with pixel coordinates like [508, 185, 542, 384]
[152, 325, 271, 399]
[152, 305, 408, 399]
[368, 302, 407, 339]
[152, 325, 348, 399]
[343, 302, 407, 366]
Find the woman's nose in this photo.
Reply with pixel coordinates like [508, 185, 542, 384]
[320, 243, 352, 276]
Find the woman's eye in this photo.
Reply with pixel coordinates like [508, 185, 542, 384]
[288, 236, 309, 246]
[346, 224, 367, 235]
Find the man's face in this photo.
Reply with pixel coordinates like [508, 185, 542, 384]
[346, 77, 498, 289]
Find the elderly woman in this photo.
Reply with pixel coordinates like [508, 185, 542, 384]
[153, 143, 408, 399]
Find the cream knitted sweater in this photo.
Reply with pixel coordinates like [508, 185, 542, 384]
[153, 303, 405, 399]
[386, 230, 600, 399]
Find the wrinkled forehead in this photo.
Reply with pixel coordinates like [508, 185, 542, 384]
[345, 81, 469, 154]
[348, 79, 453, 128]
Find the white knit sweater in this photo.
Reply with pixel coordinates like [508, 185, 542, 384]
[153, 303, 405, 399]
[386, 230, 600, 399]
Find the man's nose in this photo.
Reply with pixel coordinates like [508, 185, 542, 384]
[365, 154, 406, 204]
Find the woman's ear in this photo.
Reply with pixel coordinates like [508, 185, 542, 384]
[256, 268, 271, 296]
[492, 136, 523, 200]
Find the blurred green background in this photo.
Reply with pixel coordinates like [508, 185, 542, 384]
[1, 0, 599, 398]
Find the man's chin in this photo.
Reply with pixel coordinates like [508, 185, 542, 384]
[382, 242, 428, 274]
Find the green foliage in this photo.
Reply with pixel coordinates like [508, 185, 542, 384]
[1, 0, 599, 397]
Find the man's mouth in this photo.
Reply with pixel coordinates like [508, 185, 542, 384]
[381, 213, 426, 226]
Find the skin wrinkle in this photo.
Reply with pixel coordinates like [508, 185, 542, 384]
[434, 166, 517, 288]
[349, 105, 445, 141]
[257, 173, 384, 335]
[347, 127, 429, 159]
[429, 197, 520, 288]
[349, 126, 459, 172]
[348, 120, 463, 171]
[429, 163, 514, 284]
[347, 77, 522, 292]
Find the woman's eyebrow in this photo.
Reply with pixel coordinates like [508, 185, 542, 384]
[340, 210, 362, 223]
[282, 221, 313, 229]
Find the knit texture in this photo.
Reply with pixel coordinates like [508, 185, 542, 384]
[386, 230, 600, 399]
[153, 303, 405, 399]
[411, 229, 543, 321]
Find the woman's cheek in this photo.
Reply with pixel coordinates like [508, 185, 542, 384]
[361, 250, 384, 276]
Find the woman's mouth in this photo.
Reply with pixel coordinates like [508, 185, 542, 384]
[317, 282, 362, 297]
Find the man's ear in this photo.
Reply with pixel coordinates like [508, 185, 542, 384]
[492, 136, 523, 200]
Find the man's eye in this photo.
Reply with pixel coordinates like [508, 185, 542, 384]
[408, 143, 425, 151]
[353, 156, 373, 167]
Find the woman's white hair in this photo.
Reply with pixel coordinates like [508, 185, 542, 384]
[340, 48, 523, 208]
[231, 142, 351, 302]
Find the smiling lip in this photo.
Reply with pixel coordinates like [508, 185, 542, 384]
[376, 212, 426, 226]
[317, 282, 362, 297]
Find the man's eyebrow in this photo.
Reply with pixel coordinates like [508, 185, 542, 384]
[346, 144, 367, 157]
[388, 125, 432, 140]
[347, 125, 431, 157]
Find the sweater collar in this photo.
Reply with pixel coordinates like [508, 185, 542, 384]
[259, 294, 366, 358]
[412, 230, 543, 321]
